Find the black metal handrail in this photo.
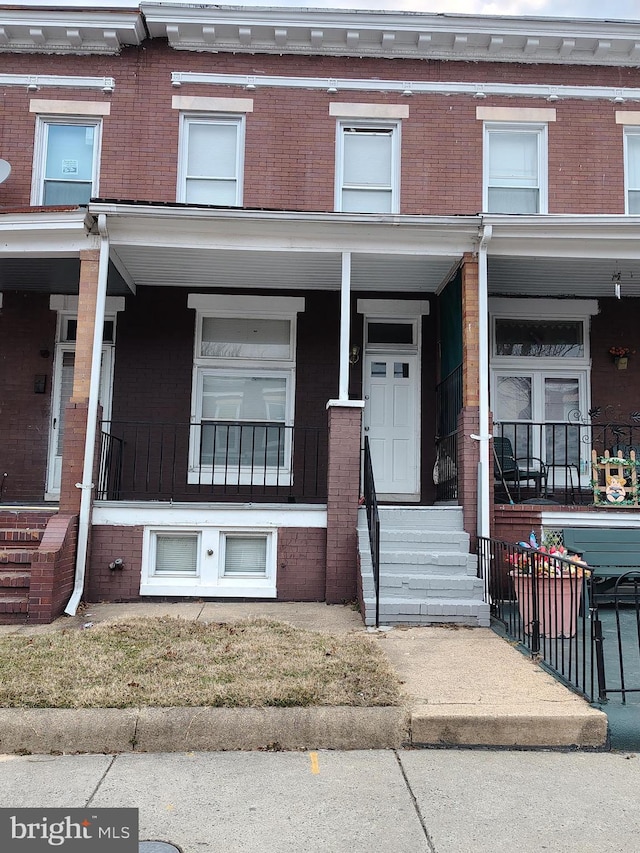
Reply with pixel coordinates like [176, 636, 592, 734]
[97, 420, 327, 502]
[477, 536, 596, 701]
[363, 436, 381, 628]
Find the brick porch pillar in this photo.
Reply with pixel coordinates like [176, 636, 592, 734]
[59, 249, 100, 515]
[458, 253, 482, 546]
[325, 400, 364, 604]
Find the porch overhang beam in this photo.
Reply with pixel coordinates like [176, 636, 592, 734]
[0, 209, 96, 256]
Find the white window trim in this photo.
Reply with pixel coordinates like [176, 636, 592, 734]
[188, 296, 303, 486]
[624, 126, 640, 215]
[31, 114, 102, 206]
[140, 527, 277, 597]
[335, 119, 400, 214]
[483, 121, 548, 214]
[177, 112, 245, 206]
[489, 299, 594, 481]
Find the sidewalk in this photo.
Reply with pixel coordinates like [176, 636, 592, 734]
[0, 602, 607, 753]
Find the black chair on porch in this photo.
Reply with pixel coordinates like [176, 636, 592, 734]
[493, 436, 548, 503]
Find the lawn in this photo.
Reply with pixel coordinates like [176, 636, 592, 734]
[0, 617, 401, 709]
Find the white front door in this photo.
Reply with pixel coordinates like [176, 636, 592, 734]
[363, 352, 419, 498]
[45, 345, 114, 499]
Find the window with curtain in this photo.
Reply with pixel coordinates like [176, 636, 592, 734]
[625, 129, 640, 214]
[337, 123, 399, 213]
[36, 120, 101, 206]
[180, 116, 243, 206]
[154, 534, 199, 576]
[223, 535, 268, 576]
[484, 124, 546, 214]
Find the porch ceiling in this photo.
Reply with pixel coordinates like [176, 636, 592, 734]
[110, 246, 459, 292]
[488, 257, 640, 298]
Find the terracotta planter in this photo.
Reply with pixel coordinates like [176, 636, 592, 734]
[510, 572, 583, 638]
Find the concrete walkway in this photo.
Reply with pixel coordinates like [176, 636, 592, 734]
[0, 602, 607, 753]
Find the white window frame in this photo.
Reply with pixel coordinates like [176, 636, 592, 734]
[177, 113, 245, 206]
[31, 115, 102, 206]
[141, 527, 276, 597]
[483, 122, 548, 214]
[623, 127, 640, 215]
[335, 120, 400, 213]
[489, 299, 596, 482]
[187, 295, 303, 486]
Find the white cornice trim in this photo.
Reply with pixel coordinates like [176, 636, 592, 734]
[1, 74, 115, 92]
[0, 10, 145, 55]
[143, 6, 640, 67]
[170, 72, 640, 104]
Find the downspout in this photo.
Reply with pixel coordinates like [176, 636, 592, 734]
[473, 223, 492, 542]
[65, 213, 110, 616]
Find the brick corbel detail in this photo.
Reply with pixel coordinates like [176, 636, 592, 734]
[325, 403, 363, 604]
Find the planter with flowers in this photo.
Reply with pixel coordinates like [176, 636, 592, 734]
[508, 535, 590, 639]
[609, 345, 635, 370]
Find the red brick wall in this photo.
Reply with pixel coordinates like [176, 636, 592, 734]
[87, 524, 144, 602]
[0, 44, 636, 214]
[325, 404, 362, 604]
[590, 298, 640, 421]
[276, 528, 326, 601]
[29, 513, 78, 623]
[0, 292, 56, 502]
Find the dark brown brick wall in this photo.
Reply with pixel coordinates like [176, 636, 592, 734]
[0, 291, 56, 502]
[276, 527, 326, 601]
[0, 43, 636, 214]
[87, 524, 144, 602]
[590, 298, 640, 420]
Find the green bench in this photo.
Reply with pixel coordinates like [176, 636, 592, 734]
[563, 528, 640, 597]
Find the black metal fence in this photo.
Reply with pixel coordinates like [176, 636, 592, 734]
[98, 420, 327, 503]
[478, 537, 640, 706]
[477, 537, 596, 700]
[435, 365, 462, 502]
[493, 420, 640, 505]
[363, 436, 380, 628]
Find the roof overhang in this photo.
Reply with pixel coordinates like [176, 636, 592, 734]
[0, 207, 95, 255]
[1, 4, 639, 65]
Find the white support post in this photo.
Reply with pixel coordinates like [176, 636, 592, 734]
[339, 251, 352, 401]
[477, 224, 492, 543]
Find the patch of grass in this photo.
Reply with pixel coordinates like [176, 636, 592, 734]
[0, 617, 401, 709]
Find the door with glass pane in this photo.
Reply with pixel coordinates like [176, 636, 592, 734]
[45, 345, 113, 499]
[363, 353, 419, 497]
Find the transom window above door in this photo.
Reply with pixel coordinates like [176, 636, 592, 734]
[494, 319, 584, 358]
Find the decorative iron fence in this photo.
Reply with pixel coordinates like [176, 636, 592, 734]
[435, 365, 462, 502]
[493, 420, 640, 505]
[98, 420, 327, 503]
[477, 536, 597, 701]
[593, 572, 640, 704]
[363, 436, 380, 628]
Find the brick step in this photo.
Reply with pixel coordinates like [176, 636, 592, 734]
[0, 549, 36, 565]
[0, 511, 54, 529]
[0, 528, 43, 546]
[0, 571, 30, 590]
[0, 596, 29, 614]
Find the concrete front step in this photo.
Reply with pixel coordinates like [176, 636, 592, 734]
[376, 529, 471, 550]
[377, 507, 464, 531]
[363, 574, 485, 599]
[363, 597, 490, 626]
[378, 549, 476, 568]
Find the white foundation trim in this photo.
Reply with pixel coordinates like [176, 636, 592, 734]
[92, 503, 327, 528]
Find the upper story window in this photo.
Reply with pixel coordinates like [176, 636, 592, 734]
[624, 128, 640, 214]
[32, 117, 101, 206]
[178, 115, 244, 206]
[336, 122, 400, 214]
[483, 123, 547, 214]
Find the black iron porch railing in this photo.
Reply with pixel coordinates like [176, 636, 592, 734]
[98, 420, 327, 503]
[493, 420, 640, 505]
[435, 365, 462, 502]
[477, 537, 596, 701]
[363, 436, 380, 628]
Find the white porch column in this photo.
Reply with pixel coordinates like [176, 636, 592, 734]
[477, 225, 492, 541]
[338, 251, 352, 401]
